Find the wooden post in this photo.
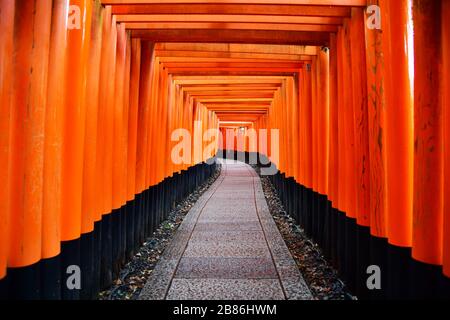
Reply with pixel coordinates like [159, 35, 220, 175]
[127, 39, 141, 202]
[328, 33, 339, 208]
[82, 0, 103, 233]
[0, 0, 15, 280]
[380, 0, 414, 248]
[443, 0, 450, 279]
[9, 0, 52, 270]
[365, 0, 387, 239]
[61, 0, 92, 242]
[350, 7, 370, 227]
[412, 0, 443, 266]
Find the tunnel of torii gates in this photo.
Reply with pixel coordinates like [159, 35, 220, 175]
[0, 0, 450, 300]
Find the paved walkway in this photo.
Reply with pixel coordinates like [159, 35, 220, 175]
[139, 160, 312, 300]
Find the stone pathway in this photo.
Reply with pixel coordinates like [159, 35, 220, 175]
[139, 160, 312, 300]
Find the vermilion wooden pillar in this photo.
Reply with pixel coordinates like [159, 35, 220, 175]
[302, 67, 313, 191]
[61, 0, 92, 242]
[0, 0, 14, 281]
[412, 0, 443, 266]
[82, 0, 103, 231]
[42, 0, 68, 266]
[105, 15, 117, 214]
[443, 0, 450, 279]
[337, 21, 356, 218]
[328, 33, 339, 209]
[311, 57, 319, 193]
[112, 23, 127, 211]
[343, 20, 356, 220]
[157, 59, 169, 182]
[9, 0, 52, 270]
[342, 18, 357, 292]
[159, 67, 170, 180]
[364, 0, 387, 240]
[135, 41, 153, 194]
[148, 50, 159, 186]
[127, 39, 141, 202]
[122, 32, 132, 205]
[61, 0, 92, 300]
[290, 76, 300, 181]
[336, 27, 346, 212]
[379, 0, 413, 248]
[95, 6, 110, 219]
[284, 79, 291, 177]
[7, 0, 52, 299]
[317, 49, 329, 198]
[95, 5, 116, 289]
[350, 8, 370, 228]
[79, 0, 103, 299]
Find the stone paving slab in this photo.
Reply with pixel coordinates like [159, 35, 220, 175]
[175, 257, 278, 279]
[166, 279, 285, 300]
[201, 202, 256, 210]
[183, 241, 272, 258]
[194, 221, 262, 232]
[189, 231, 266, 242]
[199, 211, 258, 218]
[139, 160, 312, 300]
[196, 217, 260, 224]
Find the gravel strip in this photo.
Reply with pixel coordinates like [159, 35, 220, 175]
[98, 165, 222, 300]
[253, 165, 355, 300]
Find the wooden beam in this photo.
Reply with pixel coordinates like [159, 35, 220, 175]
[196, 98, 273, 103]
[156, 43, 317, 55]
[162, 62, 303, 68]
[206, 105, 270, 110]
[110, 4, 352, 17]
[181, 85, 282, 91]
[217, 114, 264, 121]
[103, 0, 365, 6]
[173, 78, 286, 85]
[124, 22, 338, 32]
[115, 14, 344, 25]
[186, 90, 276, 97]
[155, 50, 313, 61]
[167, 68, 299, 74]
[131, 29, 330, 45]
[204, 103, 272, 109]
[159, 56, 300, 62]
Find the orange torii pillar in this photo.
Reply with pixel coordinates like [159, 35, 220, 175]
[80, 0, 103, 299]
[310, 50, 329, 255]
[110, 22, 129, 283]
[443, 0, 450, 291]
[364, 0, 388, 273]
[327, 33, 340, 268]
[336, 21, 352, 280]
[287, 76, 301, 226]
[299, 66, 313, 238]
[382, 0, 415, 298]
[95, 5, 116, 290]
[126, 38, 141, 259]
[135, 41, 152, 250]
[7, 0, 52, 299]
[61, 0, 92, 300]
[41, 0, 69, 300]
[0, 0, 15, 296]
[147, 48, 160, 236]
[282, 77, 298, 219]
[412, 0, 444, 298]
[349, 7, 371, 297]
[363, 0, 388, 299]
[339, 17, 359, 292]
